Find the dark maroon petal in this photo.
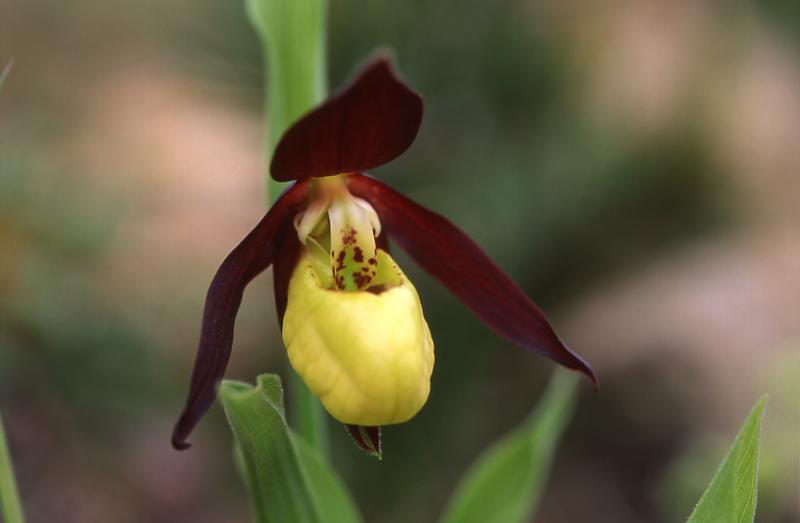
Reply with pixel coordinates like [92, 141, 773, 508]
[348, 174, 597, 388]
[271, 56, 423, 181]
[345, 425, 382, 459]
[272, 231, 303, 326]
[375, 230, 390, 253]
[171, 181, 311, 451]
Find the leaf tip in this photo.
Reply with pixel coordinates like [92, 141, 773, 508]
[0, 60, 12, 87]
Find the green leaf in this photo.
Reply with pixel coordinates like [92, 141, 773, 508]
[0, 413, 26, 523]
[294, 435, 362, 523]
[687, 396, 768, 523]
[220, 374, 361, 523]
[439, 371, 579, 523]
[0, 61, 12, 89]
[0, 61, 11, 85]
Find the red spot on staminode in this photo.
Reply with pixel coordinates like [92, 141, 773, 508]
[353, 247, 364, 262]
[353, 271, 373, 290]
[335, 251, 346, 273]
[368, 258, 377, 265]
[342, 227, 357, 246]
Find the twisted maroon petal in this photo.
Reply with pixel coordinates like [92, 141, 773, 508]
[271, 56, 423, 181]
[348, 174, 597, 388]
[272, 230, 303, 326]
[172, 181, 311, 450]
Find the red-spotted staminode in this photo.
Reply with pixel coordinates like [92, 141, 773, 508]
[172, 55, 596, 456]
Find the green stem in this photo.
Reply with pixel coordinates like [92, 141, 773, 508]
[0, 413, 25, 523]
[245, 0, 329, 459]
[287, 372, 329, 458]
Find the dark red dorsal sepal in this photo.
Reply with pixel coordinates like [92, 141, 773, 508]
[271, 56, 423, 182]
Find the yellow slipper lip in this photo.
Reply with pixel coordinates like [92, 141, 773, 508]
[282, 248, 434, 426]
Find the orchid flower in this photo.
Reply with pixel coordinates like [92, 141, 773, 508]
[171, 55, 596, 454]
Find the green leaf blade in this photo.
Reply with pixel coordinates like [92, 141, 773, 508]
[0, 413, 25, 523]
[439, 371, 580, 523]
[0, 61, 12, 89]
[294, 436, 363, 523]
[687, 396, 768, 523]
[220, 374, 361, 523]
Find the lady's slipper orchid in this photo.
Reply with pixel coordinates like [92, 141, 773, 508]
[172, 55, 596, 454]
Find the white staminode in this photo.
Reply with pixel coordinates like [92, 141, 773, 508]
[294, 198, 330, 244]
[292, 182, 381, 245]
[352, 196, 381, 238]
[328, 192, 382, 291]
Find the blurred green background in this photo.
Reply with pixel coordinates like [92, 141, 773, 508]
[1, 0, 799, 521]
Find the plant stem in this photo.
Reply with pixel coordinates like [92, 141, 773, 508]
[0, 413, 25, 523]
[245, 0, 330, 459]
[287, 373, 329, 457]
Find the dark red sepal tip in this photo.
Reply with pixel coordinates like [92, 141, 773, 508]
[271, 55, 423, 182]
[345, 424, 382, 459]
[347, 174, 597, 388]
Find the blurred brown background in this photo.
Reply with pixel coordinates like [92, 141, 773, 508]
[1, 0, 798, 521]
